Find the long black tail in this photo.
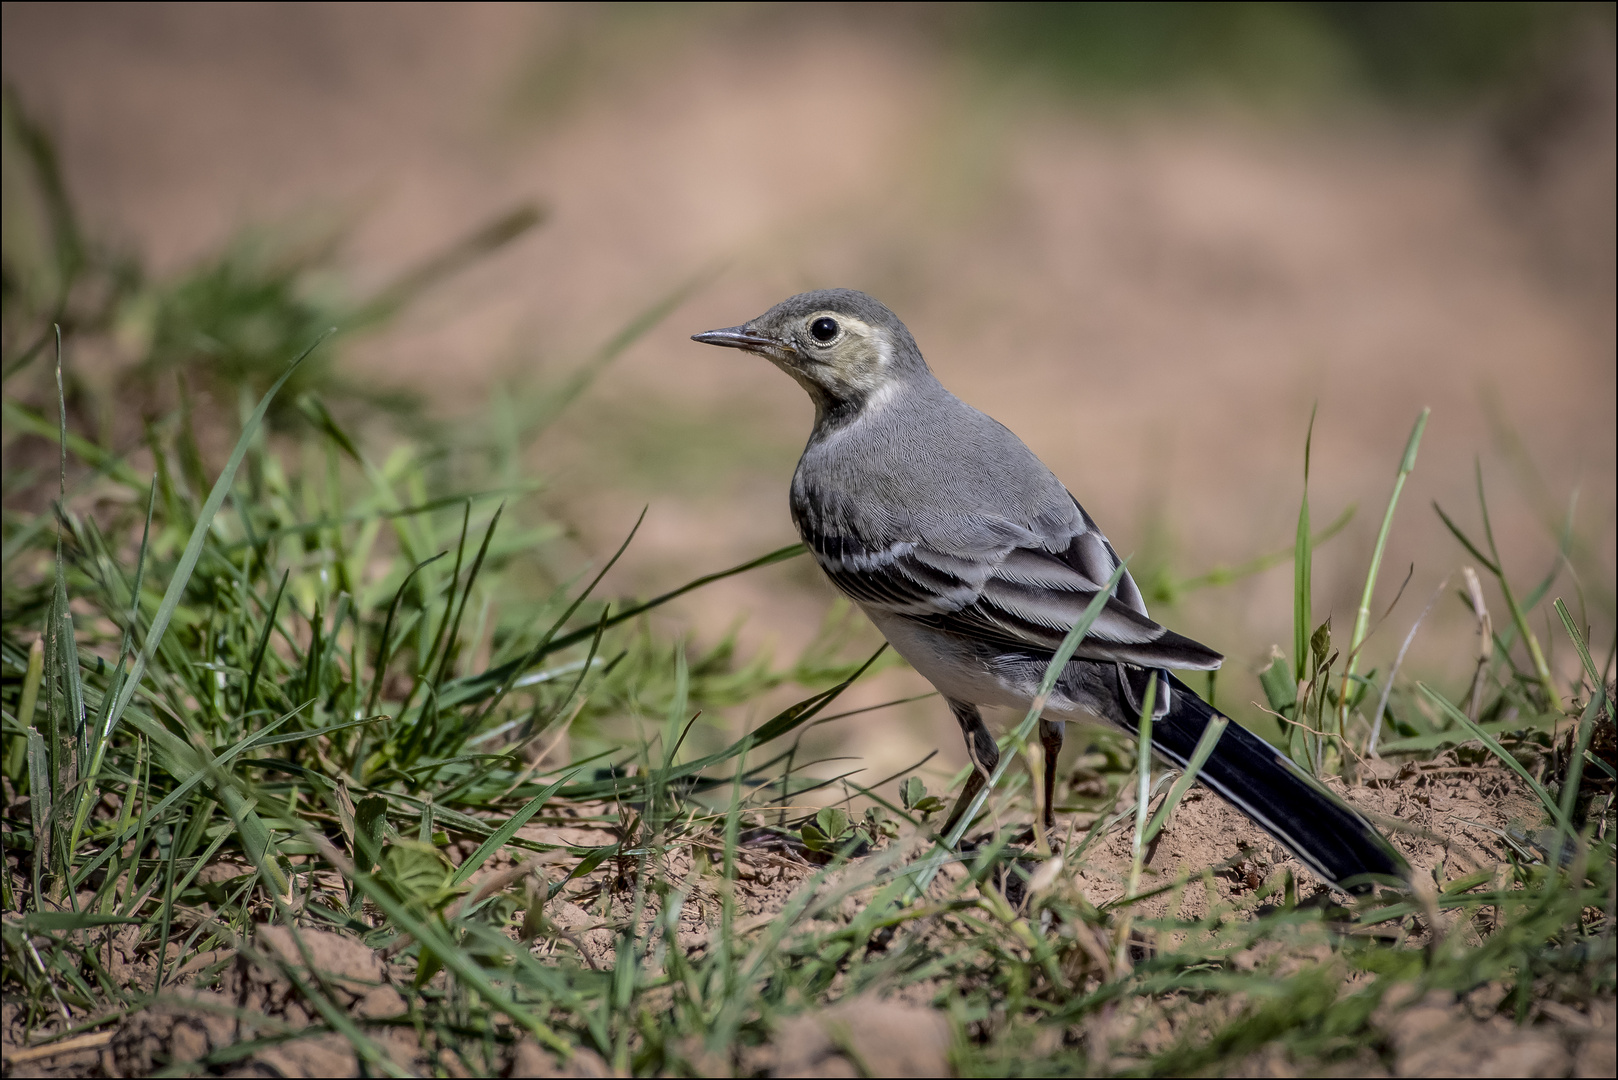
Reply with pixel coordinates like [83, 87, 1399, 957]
[1143, 672, 1408, 893]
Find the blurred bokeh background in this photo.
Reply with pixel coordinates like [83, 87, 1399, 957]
[4, 2, 1614, 788]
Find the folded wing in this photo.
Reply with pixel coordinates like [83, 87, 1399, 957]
[810, 495, 1223, 671]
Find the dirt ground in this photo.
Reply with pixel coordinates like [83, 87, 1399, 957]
[4, 754, 1610, 1077]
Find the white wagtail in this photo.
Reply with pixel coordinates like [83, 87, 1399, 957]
[694, 289, 1407, 891]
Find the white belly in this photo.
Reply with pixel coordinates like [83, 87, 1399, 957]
[866, 608, 1118, 727]
[867, 611, 1035, 707]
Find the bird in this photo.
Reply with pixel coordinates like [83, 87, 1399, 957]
[692, 288, 1408, 892]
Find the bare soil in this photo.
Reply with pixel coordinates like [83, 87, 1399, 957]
[5, 755, 1609, 1077]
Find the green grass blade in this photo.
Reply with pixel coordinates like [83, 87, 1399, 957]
[431, 500, 504, 688]
[1117, 674, 1161, 965]
[100, 332, 331, 745]
[402, 499, 472, 720]
[450, 769, 579, 888]
[1127, 675, 1159, 883]
[243, 569, 289, 719]
[163, 826, 232, 910]
[554, 646, 885, 802]
[1167, 503, 1355, 597]
[13, 634, 45, 727]
[0, 399, 147, 492]
[462, 508, 646, 725]
[50, 568, 85, 750]
[662, 645, 691, 772]
[1294, 405, 1316, 684]
[749, 647, 888, 744]
[1344, 408, 1428, 703]
[344, 861, 570, 1052]
[153, 829, 181, 990]
[47, 335, 84, 882]
[1519, 560, 1564, 619]
[83, 702, 314, 892]
[1553, 597, 1601, 691]
[19, 911, 140, 932]
[356, 203, 547, 325]
[1474, 464, 1562, 712]
[1417, 682, 1567, 833]
[295, 392, 363, 463]
[895, 561, 1131, 904]
[214, 487, 534, 554]
[1552, 597, 1605, 861]
[364, 551, 448, 717]
[95, 478, 157, 728]
[944, 562, 1129, 851]
[1375, 713, 1553, 754]
[1434, 477, 1562, 713]
[1554, 689, 1601, 866]
[1067, 786, 1128, 866]
[534, 542, 807, 660]
[1143, 713, 1229, 844]
[522, 269, 716, 439]
[247, 713, 381, 749]
[1432, 501, 1500, 575]
[26, 727, 50, 906]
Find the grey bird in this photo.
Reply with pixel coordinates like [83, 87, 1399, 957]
[693, 289, 1407, 891]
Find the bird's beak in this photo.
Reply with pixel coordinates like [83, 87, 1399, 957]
[691, 326, 791, 355]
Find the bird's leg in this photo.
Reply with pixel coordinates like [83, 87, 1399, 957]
[1038, 718, 1064, 831]
[941, 770, 987, 841]
[940, 699, 998, 841]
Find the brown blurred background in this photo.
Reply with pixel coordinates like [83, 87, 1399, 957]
[4, 2, 1613, 785]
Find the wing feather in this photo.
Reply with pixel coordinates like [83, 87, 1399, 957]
[809, 525, 1222, 670]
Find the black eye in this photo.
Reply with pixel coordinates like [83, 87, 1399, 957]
[810, 317, 839, 343]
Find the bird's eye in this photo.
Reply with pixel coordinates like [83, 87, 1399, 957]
[809, 317, 839, 343]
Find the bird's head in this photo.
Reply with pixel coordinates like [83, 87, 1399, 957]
[692, 289, 928, 422]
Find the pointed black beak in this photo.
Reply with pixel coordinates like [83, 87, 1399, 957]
[691, 326, 787, 353]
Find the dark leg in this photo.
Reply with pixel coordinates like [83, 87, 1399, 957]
[1038, 718, 1064, 831]
[940, 698, 998, 839]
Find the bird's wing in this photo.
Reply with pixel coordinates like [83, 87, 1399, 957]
[807, 497, 1222, 671]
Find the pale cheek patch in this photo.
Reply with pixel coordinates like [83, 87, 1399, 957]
[859, 336, 895, 390]
[823, 318, 889, 397]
